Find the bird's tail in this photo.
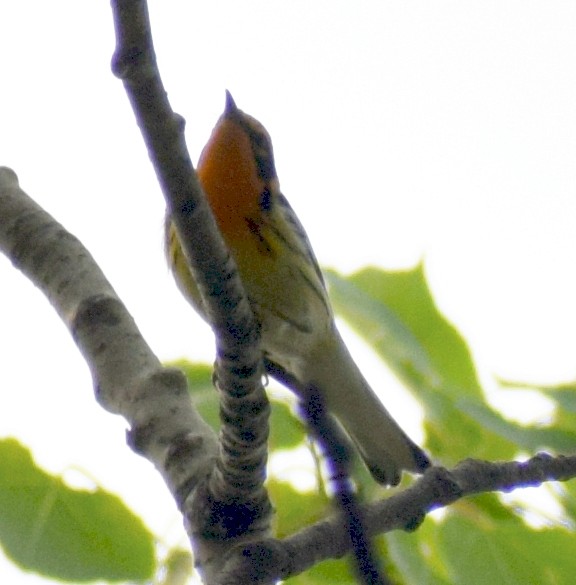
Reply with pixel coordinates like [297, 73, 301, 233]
[303, 327, 430, 486]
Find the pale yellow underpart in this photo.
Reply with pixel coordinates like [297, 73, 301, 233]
[165, 194, 428, 485]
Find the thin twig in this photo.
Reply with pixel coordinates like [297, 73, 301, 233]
[299, 388, 390, 585]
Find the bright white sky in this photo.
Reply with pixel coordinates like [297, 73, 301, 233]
[1, 2, 576, 583]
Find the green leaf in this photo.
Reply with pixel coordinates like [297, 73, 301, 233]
[458, 398, 576, 453]
[422, 393, 514, 463]
[498, 378, 576, 414]
[388, 498, 522, 585]
[546, 389, 576, 414]
[326, 264, 482, 400]
[326, 265, 517, 463]
[169, 359, 306, 451]
[268, 400, 307, 451]
[462, 493, 522, 523]
[325, 266, 441, 396]
[0, 438, 155, 582]
[170, 361, 220, 429]
[267, 479, 329, 538]
[160, 548, 194, 585]
[285, 558, 357, 585]
[558, 481, 576, 525]
[437, 515, 576, 585]
[493, 379, 576, 453]
[386, 523, 451, 585]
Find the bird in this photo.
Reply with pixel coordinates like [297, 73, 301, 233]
[166, 91, 430, 485]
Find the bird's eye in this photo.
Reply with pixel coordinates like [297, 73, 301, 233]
[254, 150, 276, 181]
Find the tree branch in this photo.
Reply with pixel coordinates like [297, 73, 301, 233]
[217, 452, 576, 584]
[0, 166, 217, 525]
[0, 167, 266, 583]
[108, 0, 272, 578]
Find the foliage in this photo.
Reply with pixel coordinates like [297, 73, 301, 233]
[324, 264, 576, 585]
[1, 264, 575, 583]
[0, 439, 155, 582]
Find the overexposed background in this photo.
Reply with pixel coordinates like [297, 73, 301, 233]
[1, 2, 576, 583]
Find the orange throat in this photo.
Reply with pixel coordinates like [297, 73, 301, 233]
[196, 118, 265, 242]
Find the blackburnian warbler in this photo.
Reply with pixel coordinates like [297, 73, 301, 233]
[166, 92, 430, 485]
